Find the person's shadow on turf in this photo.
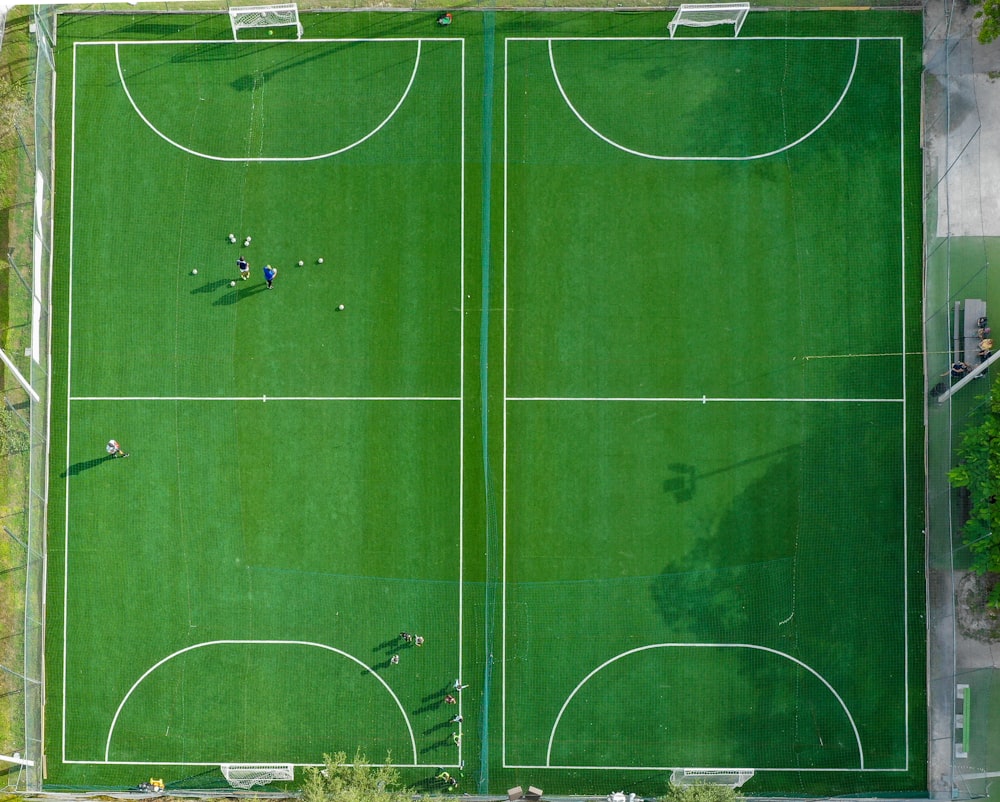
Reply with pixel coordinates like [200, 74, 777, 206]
[213, 284, 269, 306]
[412, 700, 450, 716]
[191, 279, 232, 295]
[422, 682, 452, 703]
[61, 455, 114, 477]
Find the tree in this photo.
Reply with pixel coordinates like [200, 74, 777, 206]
[974, 0, 1000, 44]
[301, 750, 412, 802]
[948, 381, 1000, 604]
[661, 782, 744, 802]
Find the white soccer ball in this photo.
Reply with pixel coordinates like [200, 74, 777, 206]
[192, 268, 198, 275]
[230, 280, 236, 287]
[318, 258, 324, 264]
[246, 236, 252, 242]
[338, 304, 345, 311]
[298, 260, 304, 266]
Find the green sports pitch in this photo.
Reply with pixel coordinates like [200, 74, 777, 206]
[45, 8, 926, 796]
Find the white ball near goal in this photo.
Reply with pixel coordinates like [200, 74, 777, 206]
[230, 281, 236, 287]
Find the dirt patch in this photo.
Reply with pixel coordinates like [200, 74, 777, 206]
[957, 571, 1000, 641]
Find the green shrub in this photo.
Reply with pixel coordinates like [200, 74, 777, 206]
[949, 381, 1000, 604]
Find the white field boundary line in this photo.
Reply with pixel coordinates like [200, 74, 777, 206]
[67, 761, 452, 768]
[502, 35, 912, 773]
[506, 396, 903, 403]
[501, 34, 511, 770]
[457, 36, 467, 763]
[79, 37, 467, 163]
[71, 395, 461, 402]
[548, 37, 859, 161]
[545, 644, 864, 770]
[897, 35, 910, 775]
[102, 640, 418, 765]
[62, 39, 466, 768]
[503, 766, 913, 774]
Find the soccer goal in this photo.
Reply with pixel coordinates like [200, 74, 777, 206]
[668, 3, 750, 37]
[220, 763, 295, 789]
[229, 3, 303, 39]
[669, 769, 755, 789]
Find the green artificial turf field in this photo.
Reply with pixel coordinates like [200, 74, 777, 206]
[46, 8, 926, 797]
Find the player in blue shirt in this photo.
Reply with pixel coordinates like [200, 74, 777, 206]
[237, 256, 250, 281]
[263, 264, 277, 289]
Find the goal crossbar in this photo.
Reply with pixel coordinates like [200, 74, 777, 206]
[229, 3, 303, 39]
[221, 763, 295, 789]
[668, 3, 750, 37]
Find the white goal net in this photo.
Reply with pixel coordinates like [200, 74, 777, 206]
[668, 3, 750, 37]
[229, 3, 303, 39]
[669, 769, 755, 789]
[221, 763, 295, 789]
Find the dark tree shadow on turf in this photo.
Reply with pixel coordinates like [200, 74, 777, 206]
[61, 455, 114, 477]
[663, 463, 697, 502]
[663, 447, 799, 504]
[227, 38, 419, 93]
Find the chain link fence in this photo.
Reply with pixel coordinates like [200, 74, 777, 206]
[3, 0, 985, 794]
[0, 3, 54, 792]
[923, 0, 999, 796]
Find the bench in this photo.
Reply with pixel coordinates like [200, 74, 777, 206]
[962, 299, 988, 365]
[956, 683, 970, 759]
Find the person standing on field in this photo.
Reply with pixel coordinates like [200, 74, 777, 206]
[106, 439, 129, 458]
[263, 264, 277, 289]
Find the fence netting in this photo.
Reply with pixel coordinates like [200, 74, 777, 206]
[0, 4, 53, 792]
[924, 0, 997, 796]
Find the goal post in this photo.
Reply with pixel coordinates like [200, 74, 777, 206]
[220, 763, 295, 789]
[669, 769, 755, 789]
[668, 3, 750, 37]
[229, 3, 303, 40]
